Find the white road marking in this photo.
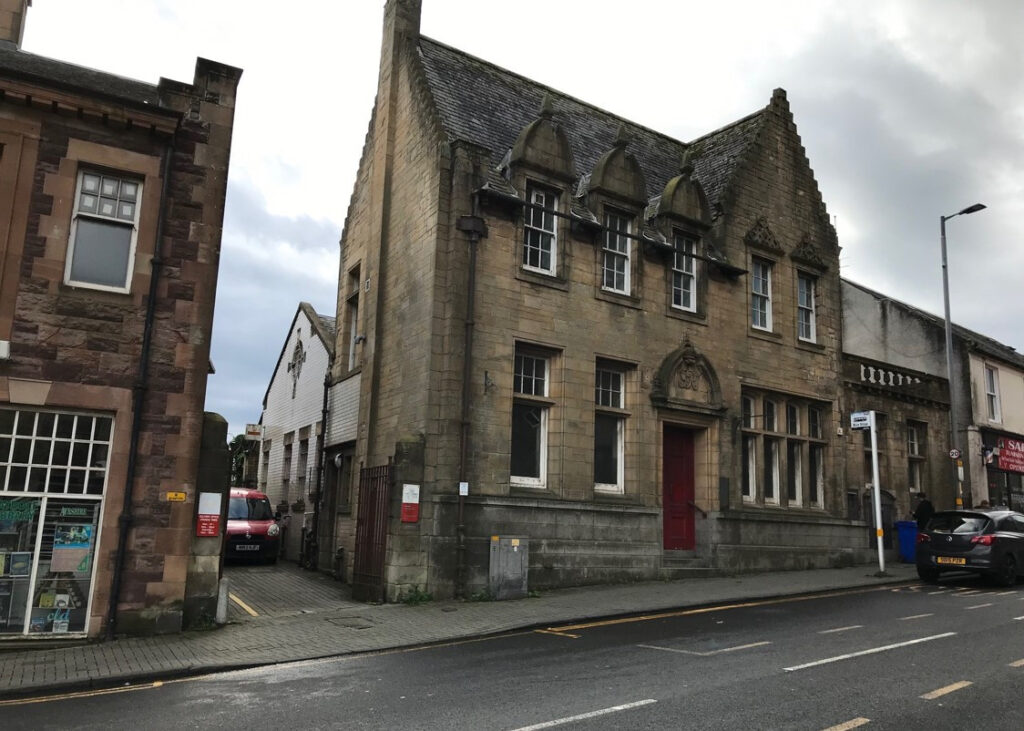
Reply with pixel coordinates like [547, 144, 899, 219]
[784, 633, 956, 672]
[1015, 616, 1024, 621]
[955, 590, 982, 596]
[1009, 659, 1024, 667]
[508, 699, 657, 731]
[898, 614, 933, 621]
[965, 603, 992, 610]
[819, 625, 863, 634]
[920, 681, 972, 700]
[994, 591, 1017, 596]
[638, 641, 771, 656]
[927, 589, 950, 595]
[821, 718, 870, 731]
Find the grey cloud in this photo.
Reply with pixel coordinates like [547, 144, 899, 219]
[207, 179, 339, 436]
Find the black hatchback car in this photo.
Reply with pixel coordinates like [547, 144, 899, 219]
[916, 509, 1024, 586]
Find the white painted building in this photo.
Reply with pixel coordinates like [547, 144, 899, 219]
[257, 303, 335, 560]
[843, 278, 1024, 510]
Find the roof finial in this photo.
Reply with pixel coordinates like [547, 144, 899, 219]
[539, 92, 554, 119]
[613, 123, 630, 149]
[679, 148, 694, 178]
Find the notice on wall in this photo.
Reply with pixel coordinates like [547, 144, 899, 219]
[51, 525, 94, 573]
[196, 492, 222, 537]
[401, 483, 420, 523]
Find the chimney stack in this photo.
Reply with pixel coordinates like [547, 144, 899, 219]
[0, 0, 30, 48]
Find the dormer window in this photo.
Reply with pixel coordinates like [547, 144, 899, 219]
[602, 209, 631, 295]
[523, 185, 558, 276]
[672, 233, 698, 312]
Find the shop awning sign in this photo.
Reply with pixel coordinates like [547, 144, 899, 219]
[997, 438, 1024, 474]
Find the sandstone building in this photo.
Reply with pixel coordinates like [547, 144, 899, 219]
[0, 1, 240, 637]
[327, 0, 889, 602]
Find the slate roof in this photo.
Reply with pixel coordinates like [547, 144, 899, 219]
[0, 41, 162, 109]
[417, 36, 766, 209]
[318, 314, 337, 340]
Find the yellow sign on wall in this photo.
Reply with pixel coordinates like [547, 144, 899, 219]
[166, 491, 187, 502]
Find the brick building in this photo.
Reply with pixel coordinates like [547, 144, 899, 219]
[0, 1, 240, 637]
[326, 0, 886, 603]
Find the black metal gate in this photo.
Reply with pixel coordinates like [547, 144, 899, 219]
[351, 463, 392, 603]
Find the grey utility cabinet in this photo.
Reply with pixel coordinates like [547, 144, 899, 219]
[488, 536, 528, 600]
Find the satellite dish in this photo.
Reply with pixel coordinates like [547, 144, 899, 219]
[333, 453, 344, 469]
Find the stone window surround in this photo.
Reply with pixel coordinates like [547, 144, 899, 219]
[669, 228, 705, 316]
[907, 420, 926, 494]
[984, 364, 1002, 423]
[522, 183, 560, 277]
[750, 256, 774, 332]
[510, 345, 557, 490]
[797, 271, 817, 343]
[594, 361, 631, 495]
[600, 207, 633, 296]
[65, 169, 143, 294]
[41, 139, 161, 300]
[740, 388, 828, 509]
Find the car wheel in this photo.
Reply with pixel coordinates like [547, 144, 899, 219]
[994, 554, 1017, 587]
[917, 566, 940, 583]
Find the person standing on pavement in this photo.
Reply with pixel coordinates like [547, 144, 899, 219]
[913, 493, 935, 531]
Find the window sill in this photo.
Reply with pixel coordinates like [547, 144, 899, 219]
[748, 327, 782, 344]
[593, 490, 635, 505]
[60, 281, 133, 299]
[340, 366, 363, 381]
[596, 288, 643, 310]
[795, 339, 826, 354]
[667, 307, 708, 326]
[510, 483, 548, 498]
[516, 267, 569, 292]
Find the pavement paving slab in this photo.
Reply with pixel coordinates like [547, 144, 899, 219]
[0, 562, 920, 700]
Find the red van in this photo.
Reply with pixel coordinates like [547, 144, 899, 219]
[226, 487, 280, 563]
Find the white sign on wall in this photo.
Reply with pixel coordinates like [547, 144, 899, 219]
[850, 411, 871, 431]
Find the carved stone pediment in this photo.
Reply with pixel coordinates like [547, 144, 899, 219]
[509, 93, 577, 182]
[744, 217, 783, 254]
[790, 234, 829, 271]
[650, 337, 724, 415]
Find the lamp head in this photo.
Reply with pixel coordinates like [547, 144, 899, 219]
[958, 203, 986, 215]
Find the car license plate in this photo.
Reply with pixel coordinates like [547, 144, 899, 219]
[936, 556, 965, 565]
[236, 545, 259, 551]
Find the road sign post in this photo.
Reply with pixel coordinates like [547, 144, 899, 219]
[851, 410, 885, 576]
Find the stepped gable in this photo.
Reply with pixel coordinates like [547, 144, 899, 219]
[417, 36, 765, 210]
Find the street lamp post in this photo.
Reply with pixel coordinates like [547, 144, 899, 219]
[940, 202, 986, 509]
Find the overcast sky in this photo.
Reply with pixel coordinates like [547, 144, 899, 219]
[22, 0, 1024, 438]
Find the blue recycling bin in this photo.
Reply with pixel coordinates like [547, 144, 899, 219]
[896, 520, 918, 563]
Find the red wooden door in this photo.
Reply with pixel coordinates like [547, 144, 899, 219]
[663, 426, 695, 550]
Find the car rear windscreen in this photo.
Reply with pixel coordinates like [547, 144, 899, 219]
[927, 513, 989, 534]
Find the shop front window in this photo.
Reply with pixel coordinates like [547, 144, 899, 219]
[0, 497, 40, 635]
[0, 408, 110, 636]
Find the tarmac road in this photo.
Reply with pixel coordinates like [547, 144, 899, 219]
[7, 574, 1024, 730]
